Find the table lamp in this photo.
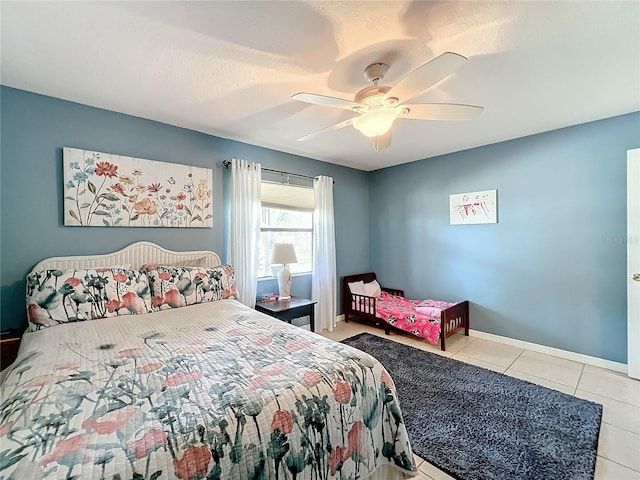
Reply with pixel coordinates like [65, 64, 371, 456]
[270, 243, 297, 300]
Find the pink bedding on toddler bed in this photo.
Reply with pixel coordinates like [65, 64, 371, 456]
[356, 291, 456, 344]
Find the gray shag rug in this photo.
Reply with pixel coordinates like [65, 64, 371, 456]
[342, 333, 602, 480]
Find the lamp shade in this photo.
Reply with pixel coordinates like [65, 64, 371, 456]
[270, 243, 298, 265]
[352, 108, 399, 137]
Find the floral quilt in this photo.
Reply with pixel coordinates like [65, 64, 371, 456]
[368, 292, 455, 345]
[0, 300, 416, 480]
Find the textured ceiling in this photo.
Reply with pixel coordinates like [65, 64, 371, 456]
[2, 1, 639, 171]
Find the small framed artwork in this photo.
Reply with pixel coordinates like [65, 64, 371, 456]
[450, 189, 498, 225]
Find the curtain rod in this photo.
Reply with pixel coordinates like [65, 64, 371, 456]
[222, 160, 334, 183]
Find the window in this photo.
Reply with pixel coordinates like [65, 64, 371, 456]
[258, 182, 314, 278]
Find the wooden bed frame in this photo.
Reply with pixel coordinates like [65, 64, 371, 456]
[342, 272, 470, 351]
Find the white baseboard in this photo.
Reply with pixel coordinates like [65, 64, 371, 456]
[332, 314, 627, 374]
[469, 329, 628, 374]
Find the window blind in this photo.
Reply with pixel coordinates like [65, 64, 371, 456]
[261, 182, 314, 211]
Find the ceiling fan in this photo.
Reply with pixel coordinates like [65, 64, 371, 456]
[292, 52, 483, 151]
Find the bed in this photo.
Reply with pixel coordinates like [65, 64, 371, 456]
[342, 273, 469, 351]
[0, 243, 416, 480]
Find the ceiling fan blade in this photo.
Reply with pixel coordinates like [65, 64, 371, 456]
[371, 131, 391, 152]
[403, 103, 484, 120]
[292, 93, 361, 111]
[297, 118, 354, 142]
[384, 52, 468, 104]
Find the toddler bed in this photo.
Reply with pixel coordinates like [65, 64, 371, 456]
[342, 272, 469, 351]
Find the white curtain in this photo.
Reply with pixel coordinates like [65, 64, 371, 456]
[230, 159, 261, 308]
[312, 176, 337, 332]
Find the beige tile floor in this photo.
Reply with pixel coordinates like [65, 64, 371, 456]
[320, 321, 640, 480]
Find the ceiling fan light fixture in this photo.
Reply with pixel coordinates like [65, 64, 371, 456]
[292, 52, 480, 148]
[352, 107, 399, 137]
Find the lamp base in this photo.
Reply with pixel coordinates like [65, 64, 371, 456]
[277, 266, 292, 300]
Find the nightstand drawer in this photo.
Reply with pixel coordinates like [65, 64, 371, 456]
[1, 332, 22, 370]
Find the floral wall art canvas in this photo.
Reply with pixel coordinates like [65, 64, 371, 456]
[63, 147, 213, 227]
[449, 189, 498, 225]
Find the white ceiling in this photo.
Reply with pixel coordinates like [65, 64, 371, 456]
[2, 1, 639, 171]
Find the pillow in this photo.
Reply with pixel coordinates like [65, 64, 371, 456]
[144, 265, 238, 310]
[363, 279, 382, 297]
[165, 257, 208, 268]
[26, 268, 151, 331]
[348, 280, 366, 296]
[415, 306, 443, 317]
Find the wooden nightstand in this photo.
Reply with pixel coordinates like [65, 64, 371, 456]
[255, 296, 317, 331]
[1, 330, 22, 371]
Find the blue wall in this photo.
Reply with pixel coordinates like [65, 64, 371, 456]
[0, 86, 370, 330]
[369, 112, 639, 363]
[3, 85, 637, 364]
